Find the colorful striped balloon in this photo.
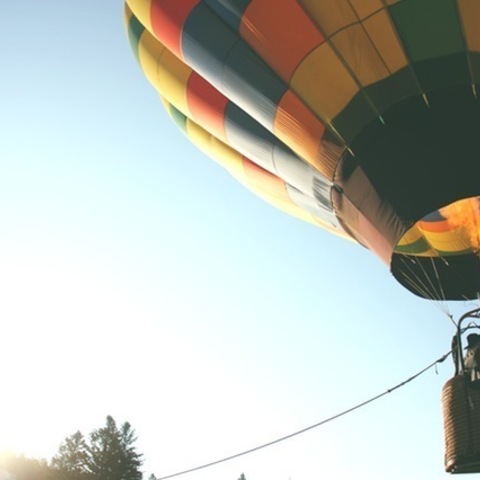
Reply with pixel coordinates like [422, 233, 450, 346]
[125, 0, 480, 301]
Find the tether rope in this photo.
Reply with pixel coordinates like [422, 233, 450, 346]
[156, 349, 452, 480]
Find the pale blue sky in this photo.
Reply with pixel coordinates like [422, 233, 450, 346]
[0, 2, 475, 479]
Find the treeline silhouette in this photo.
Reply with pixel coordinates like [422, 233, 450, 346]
[0, 416, 144, 480]
[0, 416, 248, 480]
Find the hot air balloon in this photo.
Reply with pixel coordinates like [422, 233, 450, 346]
[124, 0, 480, 472]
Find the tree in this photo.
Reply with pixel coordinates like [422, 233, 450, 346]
[86, 415, 143, 480]
[119, 421, 143, 480]
[1, 416, 144, 480]
[238, 474, 247, 480]
[51, 431, 89, 479]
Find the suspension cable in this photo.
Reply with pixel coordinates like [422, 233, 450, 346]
[397, 256, 451, 317]
[430, 257, 447, 304]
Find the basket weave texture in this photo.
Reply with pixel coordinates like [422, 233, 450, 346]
[442, 375, 480, 473]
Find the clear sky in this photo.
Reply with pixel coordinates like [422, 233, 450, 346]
[0, 2, 477, 480]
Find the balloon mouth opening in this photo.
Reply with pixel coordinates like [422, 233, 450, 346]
[391, 196, 480, 300]
[395, 196, 480, 258]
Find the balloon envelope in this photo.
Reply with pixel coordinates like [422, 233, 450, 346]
[125, 0, 480, 301]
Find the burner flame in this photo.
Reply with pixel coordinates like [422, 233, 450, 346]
[440, 197, 480, 252]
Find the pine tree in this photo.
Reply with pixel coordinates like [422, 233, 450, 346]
[51, 431, 89, 479]
[86, 415, 143, 480]
[238, 474, 247, 480]
[120, 421, 143, 480]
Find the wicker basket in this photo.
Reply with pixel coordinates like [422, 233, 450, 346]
[442, 375, 480, 473]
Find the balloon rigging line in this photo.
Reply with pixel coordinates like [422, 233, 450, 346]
[430, 257, 446, 304]
[398, 256, 438, 303]
[417, 256, 444, 304]
[156, 349, 452, 480]
[399, 267, 433, 301]
[398, 256, 450, 317]
[397, 255, 471, 325]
